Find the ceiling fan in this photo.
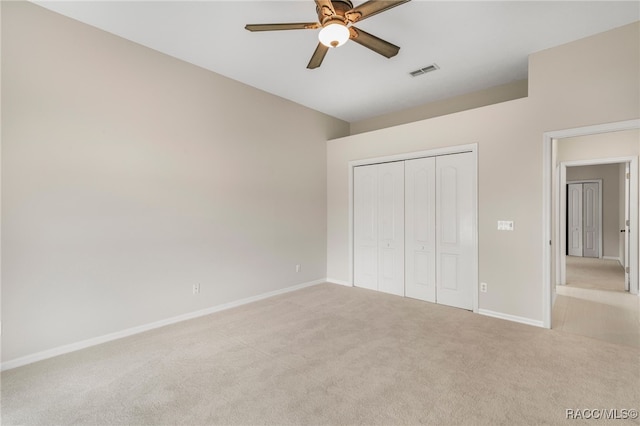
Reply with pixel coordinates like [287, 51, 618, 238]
[245, 0, 411, 69]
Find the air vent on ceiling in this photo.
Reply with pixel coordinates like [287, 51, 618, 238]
[409, 64, 440, 77]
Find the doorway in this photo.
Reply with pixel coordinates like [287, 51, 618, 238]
[559, 161, 632, 290]
[542, 120, 640, 330]
[554, 150, 637, 346]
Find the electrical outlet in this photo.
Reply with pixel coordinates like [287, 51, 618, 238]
[296, 264, 301, 273]
[480, 282, 488, 293]
[192, 284, 200, 294]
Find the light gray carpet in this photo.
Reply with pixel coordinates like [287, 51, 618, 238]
[566, 256, 626, 292]
[2, 284, 639, 425]
[554, 285, 640, 348]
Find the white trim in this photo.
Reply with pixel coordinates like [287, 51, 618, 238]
[1, 279, 325, 372]
[542, 119, 640, 329]
[349, 144, 476, 168]
[544, 120, 640, 140]
[478, 309, 544, 328]
[628, 158, 637, 295]
[472, 146, 479, 314]
[348, 159, 354, 288]
[556, 163, 565, 284]
[326, 278, 351, 286]
[348, 143, 479, 313]
[601, 256, 624, 270]
[625, 162, 631, 291]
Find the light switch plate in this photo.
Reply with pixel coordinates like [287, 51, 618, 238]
[498, 220, 514, 231]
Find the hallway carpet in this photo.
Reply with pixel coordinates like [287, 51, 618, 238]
[566, 256, 626, 292]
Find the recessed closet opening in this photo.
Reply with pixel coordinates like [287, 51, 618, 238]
[348, 144, 478, 312]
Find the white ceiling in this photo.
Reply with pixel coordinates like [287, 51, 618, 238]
[33, 1, 639, 123]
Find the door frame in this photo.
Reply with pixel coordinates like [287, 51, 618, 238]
[348, 143, 479, 313]
[542, 119, 640, 329]
[625, 162, 631, 291]
[556, 178, 604, 262]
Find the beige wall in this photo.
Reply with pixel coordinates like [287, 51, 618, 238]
[566, 164, 621, 259]
[327, 22, 639, 322]
[349, 79, 528, 135]
[528, 23, 640, 128]
[1, 3, 349, 363]
[557, 130, 640, 162]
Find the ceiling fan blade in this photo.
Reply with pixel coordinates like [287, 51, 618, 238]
[350, 27, 400, 58]
[345, 0, 411, 23]
[245, 23, 320, 32]
[307, 43, 329, 69]
[315, 0, 336, 18]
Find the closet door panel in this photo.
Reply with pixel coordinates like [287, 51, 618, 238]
[377, 161, 405, 296]
[405, 157, 436, 302]
[583, 182, 599, 258]
[436, 152, 474, 310]
[440, 254, 458, 290]
[354, 165, 378, 290]
[567, 183, 583, 257]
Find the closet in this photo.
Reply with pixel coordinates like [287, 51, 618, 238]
[353, 161, 405, 296]
[567, 182, 600, 258]
[353, 151, 475, 310]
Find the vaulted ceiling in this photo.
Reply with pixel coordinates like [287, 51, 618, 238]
[33, 1, 640, 122]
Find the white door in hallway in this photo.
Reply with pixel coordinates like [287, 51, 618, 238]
[353, 162, 405, 296]
[405, 157, 436, 302]
[567, 181, 600, 258]
[435, 152, 475, 310]
[568, 183, 583, 256]
[582, 182, 599, 258]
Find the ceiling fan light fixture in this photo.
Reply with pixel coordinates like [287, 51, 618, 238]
[318, 23, 350, 48]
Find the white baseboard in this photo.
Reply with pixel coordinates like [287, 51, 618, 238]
[478, 309, 544, 328]
[1, 279, 325, 372]
[602, 256, 625, 269]
[326, 278, 352, 287]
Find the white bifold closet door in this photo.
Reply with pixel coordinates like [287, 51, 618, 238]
[567, 182, 599, 258]
[582, 182, 599, 258]
[567, 183, 583, 257]
[353, 161, 405, 296]
[405, 152, 474, 310]
[405, 157, 436, 302]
